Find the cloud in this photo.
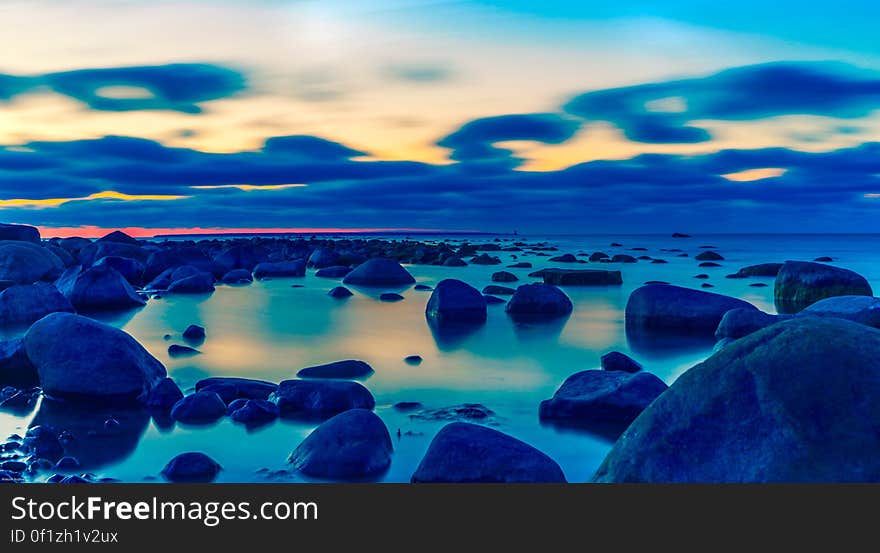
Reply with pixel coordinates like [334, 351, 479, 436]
[0, 63, 246, 113]
[564, 62, 880, 143]
[386, 63, 452, 83]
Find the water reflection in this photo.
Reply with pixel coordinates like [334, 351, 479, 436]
[427, 318, 486, 351]
[625, 325, 716, 360]
[509, 314, 570, 343]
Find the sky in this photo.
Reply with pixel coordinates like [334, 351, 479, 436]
[2, 0, 880, 236]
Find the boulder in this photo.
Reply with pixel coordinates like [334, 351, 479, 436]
[0, 282, 75, 327]
[170, 391, 228, 424]
[167, 272, 215, 294]
[589, 252, 610, 261]
[93, 256, 145, 285]
[625, 284, 757, 333]
[731, 263, 783, 278]
[491, 271, 518, 283]
[0, 241, 64, 284]
[161, 452, 221, 482]
[379, 292, 404, 302]
[470, 254, 501, 265]
[0, 338, 37, 386]
[45, 245, 75, 267]
[505, 283, 573, 319]
[549, 253, 577, 263]
[182, 324, 206, 343]
[195, 377, 278, 403]
[343, 258, 415, 286]
[24, 313, 166, 402]
[539, 370, 667, 428]
[443, 256, 467, 267]
[229, 399, 279, 426]
[594, 317, 880, 482]
[145, 378, 184, 411]
[212, 244, 269, 275]
[143, 247, 213, 282]
[78, 241, 147, 268]
[601, 351, 642, 373]
[0, 223, 40, 243]
[799, 295, 880, 328]
[610, 254, 637, 263]
[695, 251, 724, 261]
[55, 265, 146, 311]
[411, 422, 565, 483]
[425, 279, 487, 323]
[715, 308, 783, 340]
[307, 248, 341, 269]
[97, 230, 139, 245]
[168, 344, 200, 357]
[315, 266, 352, 278]
[288, 409, 392, 479]
[297, 360, 374, 379]
[508, 262, 532, 268]
[253, 260, 306, 279]
[774, 261, 872, 313]
[541, 268, 622, 286]
[271, 379, 375, 419]
[220, 269, 253, 284]
[328, 286, 353, 299]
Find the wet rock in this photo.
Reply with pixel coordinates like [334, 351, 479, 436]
[220, 269, 253, 284]
[594, 317, 880, 482]
[161, 452, 221, 482]
[253, 260, 306, 279]
[271, 379, 375, 419]
[343, 258, 415, 286]
[25, 313, 166, 403]
[55, 265, 146, 311]
[508, 262, 532, 268]
[97, 230, 139, 245]
[730, 263, 783, 278]
[695, 251, 724, 261]
[170, 391, 228, 424]
[482, 285, 516, 295]
[601, 351, 642, 373]
[409, 403, 494, 422]
[393, 401, 422, 411]
[699, 262, 722, 267]
[0, 282, 75, 327]
[505, 283, 573, 319]
[694, 274, 710, 279]
[229, 399, 279, 427]
[0, 241, 64, 284]
[315, 266, 352, 278]
[379, 292, 404, 302]
[143, 247, 214, 282]
[0, 223, 40, 243]
[168, 344, 200, 357]
[589, 252, 610, 261]
[610, 254, 637, 263]
[701, 283, 714, 288]
[307, 248, 341, 269]
[750, 283, 768, 287]
[715, 308, 783, 340]
[671, 233, 691, 238]
[195, 377, 278, 402]
[411, 423, 565, 483]
[288, 409, 392, 479]
[297, 360, 374, 379]
[625, 284, 757, 334]
[167, 271, 215, 294]
[328, 286, 353, 298]
[799, 295, 880, 328]
[145, 378, 184, 411]
[549, 253, 577, 263]
[470, 253, 502, 265]
[814, 256, 833, 262]
[443, 256, 467, 267]
[414, 284, 433, 291]
[404, 355, 422, 365]
[426, 279, 487, 323]
[541, 268, 622, 286]
[23, 425, 64, 462]
[182, 324, 206, 343]
[491, 271, 518, 283]
[774, 260, 872, 313]
[212, 244, 269, 275]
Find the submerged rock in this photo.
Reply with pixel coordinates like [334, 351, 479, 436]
[505, 283, 573, 319]
[799, 295, 880, 328]
[297, 360, 374, 379]
[426, 279, 487, 323]
[161, 452, 221, 482]
[442, 256, 467, 267]
[409, 403, 494, 422]
[195, 377, 278, 403]
[491, 271, 518, 283]
[288, 409, 392, 479]
[541, 268, 622, 286]
[0, 282, 75, 327]
[600, 351, 642, 373]
[594, 317, 880, 482]
[55, 265, 146, 311]
[328, 286, 353, 299]
[731, 263, 783, 278]
[483, 295, 506, 305]
[343, 258, 415, 286]
[379, 292, 404, 302]
[253, 260, 306, 279]
[25, 313, 166, 403]
[625, 284, 757, 334]
[774, 260, 872, 313]
[171, 391, 227, 424]
[414, 284, 433, 291]
[610, 254, 637, 263]
[271, 379, 375, 419]
[404, 355, 423, 365]
[549, 253, 577, 263]
[470, 253, 501, 265]
[229, 399, 279, 427]
[411, 422, 565, 483]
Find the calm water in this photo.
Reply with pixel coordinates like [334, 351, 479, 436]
[4, 233, 880, 483]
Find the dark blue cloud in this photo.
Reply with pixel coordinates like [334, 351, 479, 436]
[262, 136, 366, 160]
[0, 64, 245, 113]
[564, 62, 880, 143]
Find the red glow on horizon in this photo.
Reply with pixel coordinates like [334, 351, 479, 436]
[37, 225, 458, 239]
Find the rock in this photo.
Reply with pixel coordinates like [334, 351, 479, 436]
[443, 256, 467, 267]
[651, 259, 668, 264]
[97, 230, 139, 245]
[508, 262, 532, 268]
[167, 272, 215, 294]
[0, 223, 40, 243]
[470, 253, 501, 265]
[393, 401, 422, 411]
[750, 283, 768, 287]
[182, 324, 206, 343]
[297, 360, 374, 379]
[404, 355, 422, 365]
[701, 283, 714, 288]
[426, 279, 487, 323]
[695, 251, 724, 261]
[699, 262, 722, 267]
[55, 456, 81, 471]
[414, 284, 433, 291]
[212, 244, 269, 275]
[539, 370, 667, 428]
[78, 241, 147, 268]
[0, 338, 37, 385]
[601, 351, 642, 373]
[549, 253, 577, 263]
[307, 248, 341, 269]
[411, 422, 565, 483]
[379, 292, 404, 302]
[45, 245, 75, 267]
[25, 313, 166, 402]
[288, 409, 392, 479]
[145, 378, 184, 411]
[271, 379, 375, 419]
[168, 344, 200, 357]
[170, 391, 228, 424]
[589, 252, 610, 261]
[195, 377, 278, 402]
[328, 286, 353, 298]
[625, 284, 757, 333]
[541, 268, 622, 286]
[671, 232, 691, 238]
[93, 256, 145, 285]
[55, 265, 146, 311]
[220, 269, 253, 284]
[143, 247, 213, 282]
[343, 258, 415, 286]
[0, 282, 75, 327]
[253, 260, 306, 279]
[731, 263, 783, 278]
[774, 260, 872, 313]
[229, 399, 279, 426]
[315, 266, 352, 278]
[694, 274, 710, 279]
[409, 404, 494, 422]
[814, 256, 833, 262]
[491, 271, 518, 283]
[0, 241, 64, 284]
[610, 254, 637, 263]
[593, 317, 880, 482]
[161, 452, 221, 482]
[799, 295, 880, 327]
[505, 283, 573, 319]
[23, 425, 64, 462]
[715, 308, 783, 340]
[483, 295, 506, 304]
[482, 285, 516, 295]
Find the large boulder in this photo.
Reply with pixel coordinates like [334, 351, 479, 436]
[0, 241, 64, 284]
[253, 260, 306, 279]
[195, 377, 278, 403]
[541, 269, 622, 286]
[167, 272, 215, 294]
[0, 223, 40, 243]
[411, 422, 566, 483]
[212, 244, 269, 275]
[625, 284, 757, 334]
[55, 265, 146, 311]
[774, 261, 872, 314]
[93, 256, 145, 285]
[315, 266, 352, 279]
[343, 258, 415, 287]
[715, 308, 784, 340]
[307, 248, 341, 269]
[288, 409, 392, 479]
[170, 391, 227, 424]
[24, 313, 166, 402]
[143, 247, 214, 282]
[594, 317, 880, 482]
[539, 370, 667, 428]
[97, 230, 140, 245]
[270, 379, 375, 419]
[78, 241, 147, 268]
[505, 283, 573, 319]
[297, 360, 374, 379]
[601, 351, 642, 373]
[220, 268, 253, 285]
[161, 452, 221, 482]
[0, 338, 37, 386]
[799, 295, 880, 328]
[0, 282, 75, 327]
[425, 279, 487, 323]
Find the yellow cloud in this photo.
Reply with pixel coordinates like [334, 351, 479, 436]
[190, 184, 307, 191]
[722, 168, 787, 182]
[0, 190, 188, 209]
